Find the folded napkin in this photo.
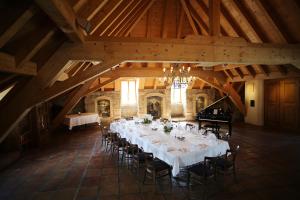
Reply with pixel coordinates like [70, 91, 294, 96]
[178, 148, 188, 153]
[198, 144, 209, 148]
[152, 139, 160, 144]
[140, 133, 148, 137]
[167, 147, 176, 152]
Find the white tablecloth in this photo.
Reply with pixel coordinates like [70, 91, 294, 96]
[64, 113, 100, 130]
[110, 120, 230, 176]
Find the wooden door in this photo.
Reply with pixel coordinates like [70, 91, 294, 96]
[279, 79, 299, 130]
[264, 80, 280, 127]
[264, 79, 300, 131]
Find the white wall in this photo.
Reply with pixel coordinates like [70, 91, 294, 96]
[245, 80, 264, 126]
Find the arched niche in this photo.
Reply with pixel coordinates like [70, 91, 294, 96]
[144, 93, 166, 118]
[94, 96, 113, 120]
[193, 93, 208, 116]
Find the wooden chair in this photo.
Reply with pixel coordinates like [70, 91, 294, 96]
[105, 132, 118, 152]
[111, 136, 127, 161]
[132, 152, 153, 175]
[215, 145, 239, 182]
[100, 125, 109, 146]
[143, 157, 172, 188]
[187, 157, 217, 188]
[187, 157, 217, 199]
[122, 142, 139, 168]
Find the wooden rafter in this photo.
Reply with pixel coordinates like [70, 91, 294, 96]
[0, 6, 37, 48]
[35, 0, 85, 42]
[17, 29, 56, 68]
[86, 76, 119, 95]
[77, 0, 109, 21]
[180, 0, 199, 35]
[0, 52, 37, 75]
[177, 7, 185, 38]
[106, 0, 142, 36]
[244, 65, 256, 78]
[113, 0, 147, 36]
[93, 0, 135, 36]
[89, 0, 124, 35]
[124, 0, 156, 37]
[208, 0, 221, 36]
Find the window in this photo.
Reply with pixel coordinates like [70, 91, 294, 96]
[121, 80, 138, 105]
[171, 84, 187, 104]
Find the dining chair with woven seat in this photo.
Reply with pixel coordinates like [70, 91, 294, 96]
[215, 145, 239, 182]
[122, 142, 139, 168]
[187, 157, 217, 199]
[111, 137, 127, 161]
[100, 125, 110, 146]
[143, 157, 173, 188]
[105, 132, 118, 152]
[132, 152, 153, 175]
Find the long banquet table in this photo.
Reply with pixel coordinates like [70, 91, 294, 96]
[110, 119, 230, 176]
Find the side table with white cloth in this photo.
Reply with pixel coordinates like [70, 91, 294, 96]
[64, 113, 100, 130]
[110, 120, 230, 176]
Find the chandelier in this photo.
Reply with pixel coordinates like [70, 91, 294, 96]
[159, 63, 195, 88]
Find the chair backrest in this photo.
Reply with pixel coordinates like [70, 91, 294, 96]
[226, 145, 239, 163]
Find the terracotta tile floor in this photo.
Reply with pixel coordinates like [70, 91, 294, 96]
[0, 123, 300, 200]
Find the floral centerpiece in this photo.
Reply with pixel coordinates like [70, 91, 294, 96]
[142, 114, 153, 124]
[164, 122, 173, 134]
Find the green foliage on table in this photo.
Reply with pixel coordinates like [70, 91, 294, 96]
[142, 118, 152, 124]
[164, 126, 173, 133]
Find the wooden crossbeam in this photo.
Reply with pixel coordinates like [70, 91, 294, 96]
[0, 6, 37, 48]
[77, 0, 109, 21]
[35, 0, 85, 42]
[0, 52, 37, 75]
[52, 78, 96, 129]
[81, 36, 300, 67]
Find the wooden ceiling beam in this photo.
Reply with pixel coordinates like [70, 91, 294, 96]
[0, 52, 37, 75]
[89, 0, 123, 35]
[208, 0, 221, 36]
[0, 6, 37, 48]
[180, 0, 199, 35]
[124, 0, 156, 37]
[35, 0, 85, 42]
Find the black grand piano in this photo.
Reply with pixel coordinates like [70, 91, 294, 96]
[196, 95, 232, 136]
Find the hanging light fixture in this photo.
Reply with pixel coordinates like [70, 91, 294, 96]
[159, 63, 195, 88]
